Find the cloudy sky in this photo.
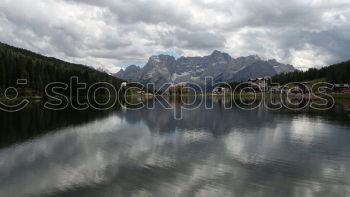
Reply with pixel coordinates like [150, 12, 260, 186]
[1, 0, 350, 72]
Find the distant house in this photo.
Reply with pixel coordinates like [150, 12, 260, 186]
[315, 84, 334, 94]
[121, 82, 127, 87]
[169, 85, 190, 95]
[136, 90, 146, 95]
[248, 78, 269, 92]
[333, 84, 350, 93]
[212, 87, 230, 95]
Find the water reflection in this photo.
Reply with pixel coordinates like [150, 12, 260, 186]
[0, 101, 121, 148]
[0, 98, 350, 197]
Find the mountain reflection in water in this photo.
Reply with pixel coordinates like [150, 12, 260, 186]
[0, 97, 350, 197]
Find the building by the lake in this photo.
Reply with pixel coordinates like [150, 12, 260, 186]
[248, 78, 270, 92]
[333, 84, 350, 93]
[212, 87, 231, 95]
[169, 85, 190, 95]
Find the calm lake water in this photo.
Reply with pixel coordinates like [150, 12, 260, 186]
[1, 97, 350, 197]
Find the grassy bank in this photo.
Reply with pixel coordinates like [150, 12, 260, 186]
[330, 93, 350, 101]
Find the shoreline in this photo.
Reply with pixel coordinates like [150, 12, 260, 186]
[172, 93, 350, 100]
[1, 93, 350, 104]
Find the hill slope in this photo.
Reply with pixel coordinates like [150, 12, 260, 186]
[272, 60, 350, 84]
[0, 42, 124, 97]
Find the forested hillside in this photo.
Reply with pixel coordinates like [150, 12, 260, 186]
[0, 42, 124, 97]
[272, 60, 350, 84]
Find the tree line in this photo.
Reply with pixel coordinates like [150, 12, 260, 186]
[224, 60, 350, 91]
[271, 60, 350, 84]
[0, 42, 125, 97]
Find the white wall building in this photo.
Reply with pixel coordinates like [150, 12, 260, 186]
[212, 87, 231, 94]
[248, 78, 270, 92]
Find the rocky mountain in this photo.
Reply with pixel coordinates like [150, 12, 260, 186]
[114, 50, 295, 90]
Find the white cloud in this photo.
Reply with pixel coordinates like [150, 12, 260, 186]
[288, 44, 334, 70]
[1, 0, 350, 72]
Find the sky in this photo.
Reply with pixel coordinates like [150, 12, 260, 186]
[1, 0, 350, 73]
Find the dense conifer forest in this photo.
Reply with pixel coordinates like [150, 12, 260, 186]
[0, 42, 125, 97]
[271, 60, 350, 84]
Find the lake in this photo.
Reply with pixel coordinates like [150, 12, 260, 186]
[0, 97, 350, 197]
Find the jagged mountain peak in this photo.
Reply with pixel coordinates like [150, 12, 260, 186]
[114, 51, 295, 90]
[125, 65, 141, 71]
[236, 54, 261, 61]
[246, 55, 261, 60]
[149, 54, 176, 61]
[210, 50, 226, 56]
[127, 64, 141, 68]
[209, 50, 231, 60]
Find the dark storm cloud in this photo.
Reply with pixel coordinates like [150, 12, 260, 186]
[63, 0, 193, 28]
[159, 29, 226, 50]
[223, 0, 350, 66]
[0, 0, 350, 71]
